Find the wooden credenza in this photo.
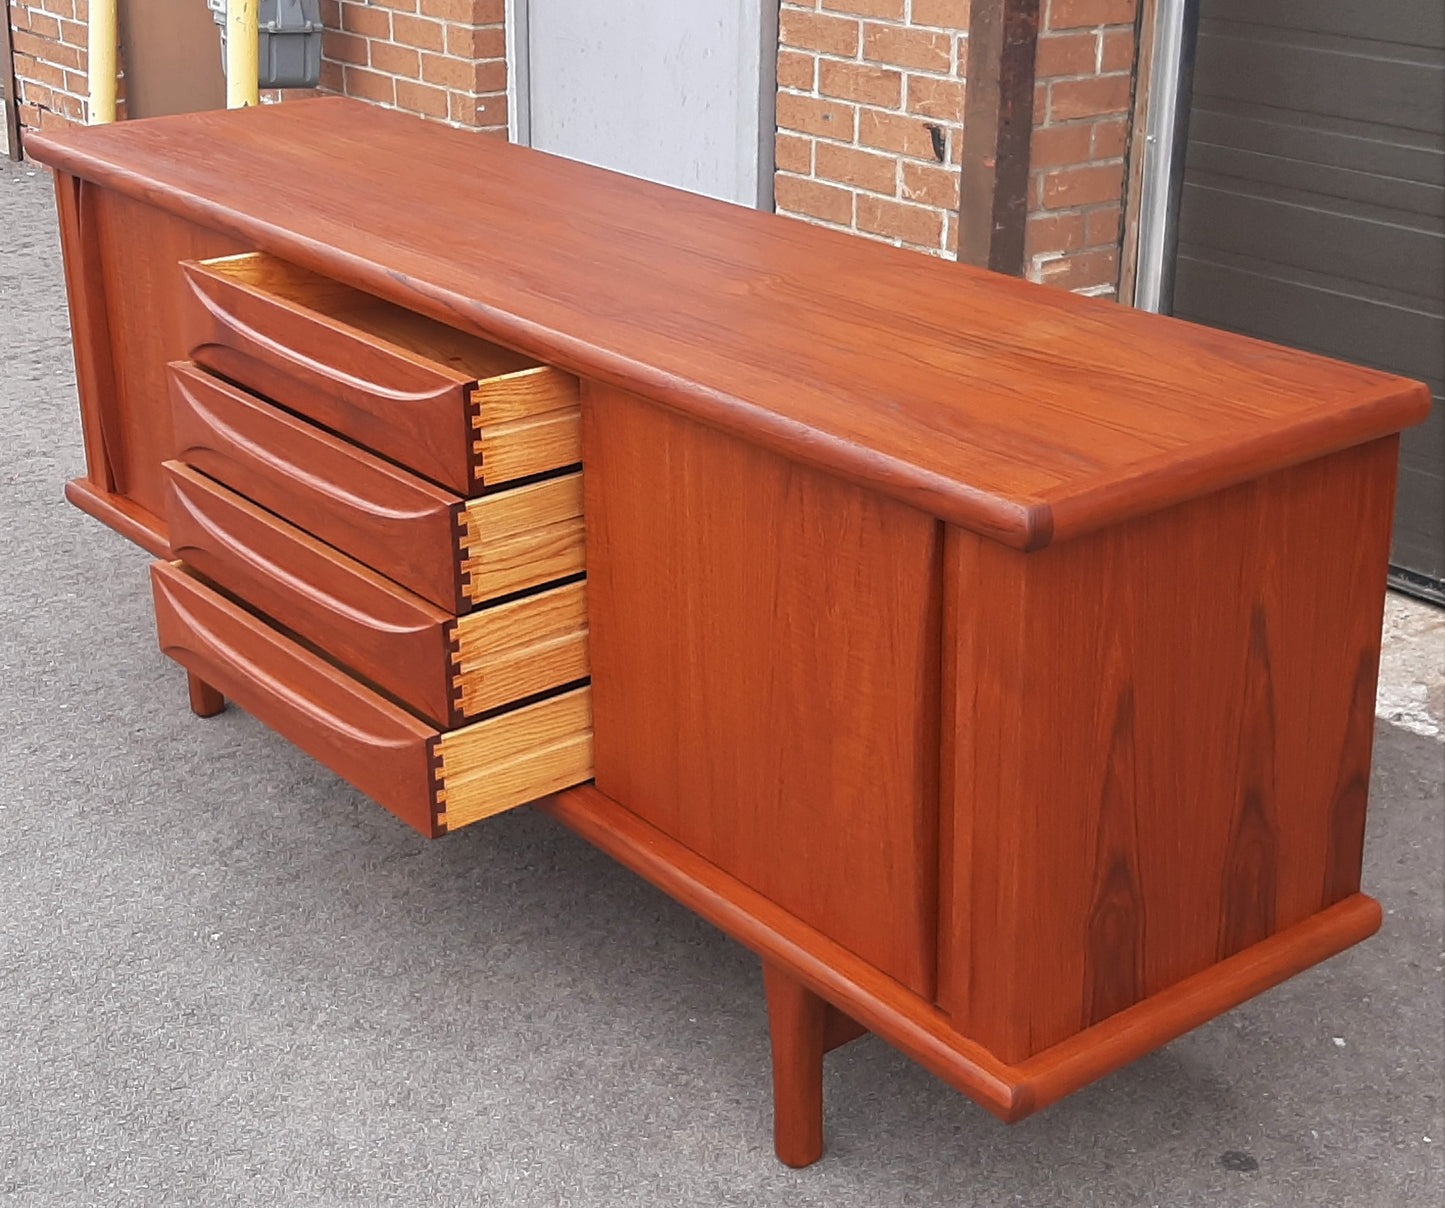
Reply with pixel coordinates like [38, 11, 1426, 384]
[29, 99, 1431, 1168]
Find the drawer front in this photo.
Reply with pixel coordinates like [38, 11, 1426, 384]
[165, 462, 593, 728]
[168, 360, 468, 611]
[182, 253, 581, 492]
[170, 362, 589, 613]
[151, 559, 443, 835]
[163, 460, 458, 727]
[152, 562, 596, 837]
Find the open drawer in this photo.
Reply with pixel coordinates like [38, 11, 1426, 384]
[181, 253, 582, 493]
[151, 561, 595, 837]
[168, 361, 588, 612]
[163, 461, 591, 728]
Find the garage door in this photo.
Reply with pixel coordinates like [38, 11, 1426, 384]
[1172, 0, 1444, 600]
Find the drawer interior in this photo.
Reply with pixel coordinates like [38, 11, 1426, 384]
[191, 253, 533, 383]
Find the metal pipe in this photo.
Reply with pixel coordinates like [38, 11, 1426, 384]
[1133, 0, 1201, 313]
[226, 0, 260, 108]
[86, 0, 117, 123]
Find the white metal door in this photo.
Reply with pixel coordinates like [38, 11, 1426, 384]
[510, 0, 776, 209]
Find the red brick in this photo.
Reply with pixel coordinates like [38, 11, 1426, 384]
[1035, 31, 1096, 78]
[475, 58, 507, 92]
[420, 52, 473, 89]
[859, 108, 946, 161]
[373, 0, 418, 11]
[780, 8, 860, 58]
[775, 132, 813, 174]
[1025, 210, 1086, 257]
[396, 78, 449, 118]
[816, 141, 897, 194]
[777, 91, 857, 141]
[343, 64, 396, 104]
[857, 195, 944, 247]
[863, 23, 952, 73]
[1037, 247, 1120, 291]
[1101, 27, 1137, 71]
[319, 0, 341, 24]
[322, 30, 370, 67]
[900, 160, 959, 209]
[393, 14, 446, 52]
[912, 0, 972, 28]
[319, 58, 345, 93]
[820, 59, 902, 108]
[446, 21, 506, 58]
[20, 80, 53, 109]
[1091, 117, 1129, 160]
[776, 174, 854, 226]
[472, 92, 508, 128]
[1084, 204, 1122, 247]
[1048, 73, 1131, 120]
[340, 3, 391, 38]
[371, 41, 421, 78]
[1041, 161, 1125, 207]
[59, 19, 88, 47]
[27, 12, 61, 39]
[19, 56, 67, 90]
[1047, 0, 1137, 29]
[1030, 121, 1093, 168]
[945, 211, 959, 255]
[823, 0, 904, 15]
[777, 49, 815, 92]
[54, 91, 83, 120]
[907, 74, 966, 123]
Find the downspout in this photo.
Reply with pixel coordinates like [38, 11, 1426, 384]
[226, 0, 260, 108]
[86, 0, 117, 123]
[1133, 0, 1200, 313]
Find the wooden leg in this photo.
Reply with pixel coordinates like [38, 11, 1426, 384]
[187, 671, 226, 718]
[763, 961, 828, 1168]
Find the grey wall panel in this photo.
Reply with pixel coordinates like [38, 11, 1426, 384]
[1174, 0, 1445, 588]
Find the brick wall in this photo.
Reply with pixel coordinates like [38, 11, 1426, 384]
[3, 0, 505, 138]
[1027, 0, 1139, 297]
[319, 0, 506, 132]
[7, 0, 98, 133]
[775, 0, 971, 258]
[775, 0, 1142, 295]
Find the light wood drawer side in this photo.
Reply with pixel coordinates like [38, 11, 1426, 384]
[435, 686, 594, 831]
[459, 471, 587, 606]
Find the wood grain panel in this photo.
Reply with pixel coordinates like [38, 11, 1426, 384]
[939, 437, 1399, 1062]
[53, 173, 119, 495]
[453, 579, 590, 717]
[150, 560, 441, 836]
[162, 461, 458, 727]
[167, 361, 468, 612]
[584, 384, 942, 996]
[435, 686, 594, 830]
[28, 101, 1430, 549]
[459, 472, 586, 606]
[183, 253, 528, 492]
[83, 187, 244, 525]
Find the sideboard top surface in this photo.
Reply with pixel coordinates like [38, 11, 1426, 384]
[29, 98, 1429, 549]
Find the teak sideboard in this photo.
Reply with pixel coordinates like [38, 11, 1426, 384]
[29, 99, 1431, 1168]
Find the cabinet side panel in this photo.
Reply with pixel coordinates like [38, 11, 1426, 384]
[941, 437, 1399, 1062]
[585, 384, 943, 997]
[87, 188, 246, 525]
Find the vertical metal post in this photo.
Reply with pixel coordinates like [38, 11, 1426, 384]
[226, 0, 261, 108]
[1133, 0, 1201, 313]
[87, 0, 118, 123]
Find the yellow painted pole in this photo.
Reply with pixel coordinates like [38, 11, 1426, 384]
[86, 0, 117, 123]
[226, 0, 261, 108]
